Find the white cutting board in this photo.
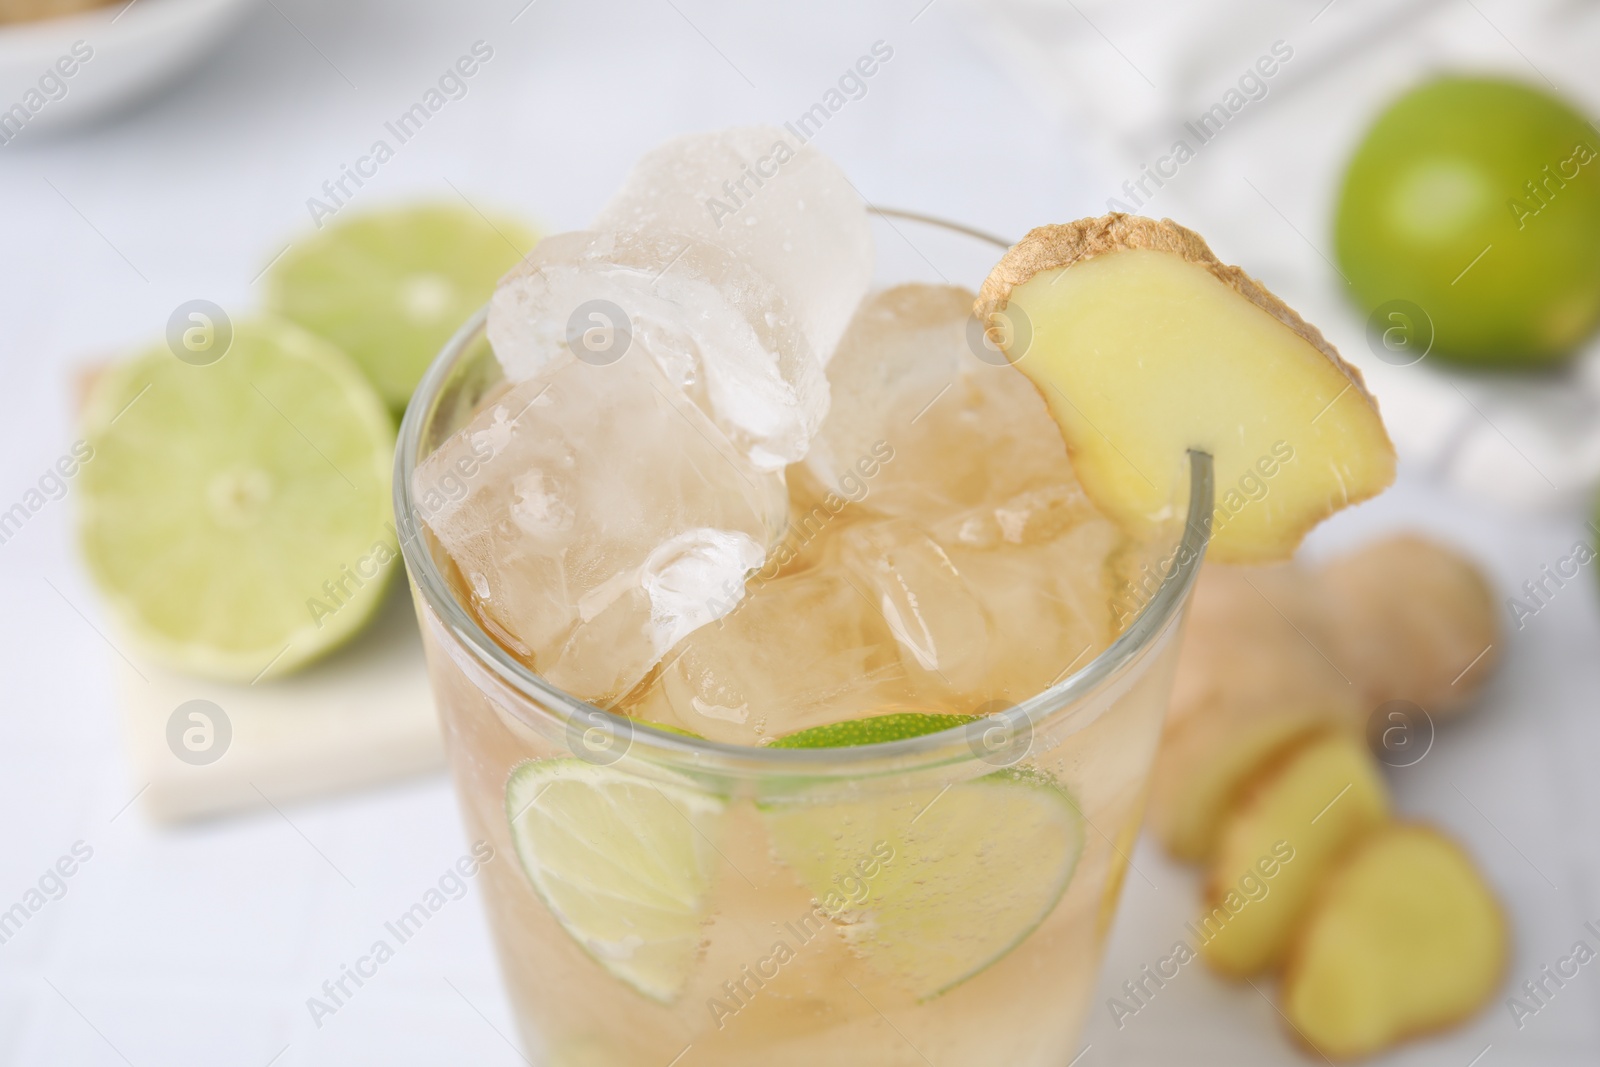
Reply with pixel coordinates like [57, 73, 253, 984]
[114, 583, 443, 822]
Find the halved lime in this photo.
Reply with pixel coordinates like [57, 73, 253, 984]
[78, 318, 396, 681]
[762, 715, 1085, 1000]
[505, 759, 726, 1004]
[265, 204, 537, 409]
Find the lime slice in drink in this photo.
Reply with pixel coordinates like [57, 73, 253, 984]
[78, 318, 396, 681]
[762, 715, 1085, 1000]
[265, 204, 537, 409]
[505, 759, 726, 1004]
[767, 710, 976, 748]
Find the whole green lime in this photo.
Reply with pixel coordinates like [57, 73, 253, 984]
[1335, 76, 1600, 367]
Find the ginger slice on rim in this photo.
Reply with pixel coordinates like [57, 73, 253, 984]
[976, 214, 1396, 563]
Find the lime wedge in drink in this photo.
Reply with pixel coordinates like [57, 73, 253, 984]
[505, 759, 726, 1004]
[265, 204, 537, 409]
[767, 710, 976, 748]
[762, 715, 1085, 1000]
[78, 318, 396, 681]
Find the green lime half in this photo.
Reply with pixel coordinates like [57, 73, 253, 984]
[763, 712, 1084, 1000]
[505, 759, 726, 1004]
[79, 318, 396, 681]
[265, 204, 537, 409]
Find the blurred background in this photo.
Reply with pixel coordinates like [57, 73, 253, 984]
[3, 0, 1599, 1063]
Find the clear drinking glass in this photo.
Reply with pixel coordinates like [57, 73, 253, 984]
[395, 211, 1214, 1067]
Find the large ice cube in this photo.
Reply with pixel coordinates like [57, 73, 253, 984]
[937, 513, 1129, 697]
[601, 276, 1134, 737]
[623, 493, 1130, 742]
[489, 229, 826, 471]
[619, 561, 925, 745]
[836, 506, 1128, 708]
[834, 519, 994, 696]
[414, 346, 786, 703]
[594, 126, 874, 364]
[807, 284, 1082, 517]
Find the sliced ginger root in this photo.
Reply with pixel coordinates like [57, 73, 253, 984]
[1316, 534, 1500, 714]
[1150, 534, 1498, 862]
[1154, 709, 1343, 864]
[1198, 730, 1388, 977]
[1282, 824, 1508, 1059]
[1152, 561, 1357, 861]
[976, 215, 1396, 563]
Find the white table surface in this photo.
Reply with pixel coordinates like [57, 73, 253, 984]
[1, 1, 1597, 1064]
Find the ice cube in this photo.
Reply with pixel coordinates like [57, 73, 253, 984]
[619, 561, 924, 746]
[414, 345, 786, 703]
[624, 496, 1131, 742]
[807, 284, 1082, 517]
[594, 126, 874, 364]
[489, 228, 826, 471]
[837, 508, 1129, 708]
[927, 482, 1103, 550]
[938, 516, 1128, 697]
[835, 519, 994, 695]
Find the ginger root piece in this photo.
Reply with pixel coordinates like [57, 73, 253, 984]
[1152, 562, 1358, 861]
[976, 215, 1396, 563]
[1154, 707, 1349, 864]
[1150, 535, 1498, 861]
[0, 0, 113, 23]
[1198, 731, 1388, 977]
[1282, 824, 1509, 1059]
[1317, 535, 1500, 715]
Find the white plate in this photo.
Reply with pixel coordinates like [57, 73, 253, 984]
[0, 0, 257, 138]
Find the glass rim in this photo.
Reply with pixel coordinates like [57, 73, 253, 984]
[394, 208, 1215, 778]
